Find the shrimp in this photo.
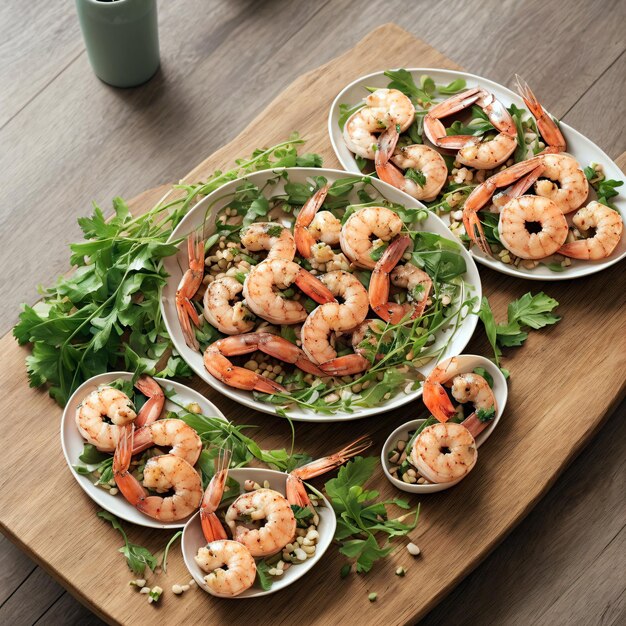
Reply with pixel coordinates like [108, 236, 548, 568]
[285, 435, 372, 510]
[532, 153, 589, 214]
[559, 201, 624, 260]
[176, 232, 204, 351]
[424, 87, 517, 169]
[243, 258, 336, 325]
[369, 235, 432, 323]
[375, 126, 447, 202]
[343, 88, 415, 160]
[498, 195, 569, 259]
[131, 418, 202, 466]
[240, 222, 296, 261]
[301, 271, 370, 374]
[226, 489, 296, 557]
[515, 75, 566, 153]
[294, 185, 341, 258]
[203, 276, 255, 335]
[410, 422, 477, 484]
[203, 332, 326, 395]
[462, 155, 546, 254]
[340, 207, 403, 269]
[75, 385, 136, 452]
[113, 425, 202, 521]
[422, 356, 496, 424]
[195, 450, 257, 598]
[133, 375, 165, 428]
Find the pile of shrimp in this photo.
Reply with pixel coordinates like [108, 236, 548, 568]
[175, 181, 465, 409]
[194, 438, 370, 597]
[342, 74, 623, 271]
[75, 376, 209, 523]
[387, 356, 497, 486]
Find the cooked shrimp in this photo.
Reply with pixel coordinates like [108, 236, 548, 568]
[340, 206, 403, 269]
[203, 276, 255, 335]
[301, 271, 370, 374]
[294, 185, 341, 258]
[75, 385, 136, 452]
[226, 488, 296, 557]
[203, 332, 325, 395]
[375, 126, 447, 202]
[559, 201, 624, 260]
[515, 75, 566, 153]
[133, 375, 165, 428]
[240, 222, 296, 261]
[369, 236, 432, 323]
[195, 450, 257, 598]
[499, 195, 568, 259]
[422, 356, 496, 425]
[176, 232, 204, 350]
[343, 88, 415, 160]
[533, 153, 588, 214]
[463, 155, 546, 254]
[285, 435, 372, 510]
[424, 87, 517, 169]
[410, 422, 477, 484]
[131, 418, 202, 466]
[113, 425, 202, 521]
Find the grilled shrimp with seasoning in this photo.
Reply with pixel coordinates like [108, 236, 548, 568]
[240, 222, 296, 261]
[113, 425, 203, 522]
[196, 450, 257, 597]
[243, 258, 336, 324]
[424, 87, 517, 169]
[533, 153, 588, 214]
[375, 126, 447, 202]
[203, 332, 326, 394]
[559, 201, 624, 260]
[369, 236, 432, 323]
[340, 206, 403, 269]
[131, 418, 202, 466]
[301, 270, 370, 375]
[203, 276, 255, 335]
[343, 88, 415, 160]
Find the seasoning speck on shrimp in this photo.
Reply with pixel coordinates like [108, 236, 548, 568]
[340, 206, 403, 269]
[240, 222, 296, 261]
[559, 201, 624, 260]
[375, 126, 447, 202]
[343, 88, 415, 160]
[243, 258, 336, 325]
[203, 276, 255, 335]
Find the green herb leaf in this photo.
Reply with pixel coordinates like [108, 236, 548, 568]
[438, 78, 467, 94]
[477, 406, 496, 422]
[405, 168, 427, 188]
[255, 560, 274, 591]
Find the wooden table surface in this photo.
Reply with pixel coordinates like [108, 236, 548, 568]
[1, 1, 625, 624]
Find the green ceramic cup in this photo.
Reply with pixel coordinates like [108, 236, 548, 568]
[75, 0, 160, 88]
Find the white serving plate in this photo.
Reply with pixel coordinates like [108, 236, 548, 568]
[329, 68, 626, 280]
[182, 467, 336, 598]
[61, 371, 227, 529]
[161, 167, 482, 422]
[381, 355, 507, 493]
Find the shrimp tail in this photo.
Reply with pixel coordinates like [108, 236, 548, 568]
[113, 424, 148, 507]
[134, 375, 165, 427]
[375, 125, 409, 191]
[294, 269, 337, 304]
[294, 185, 329, 258]
[423, 381, 458, 423]
[286, 435, 372, 509]
[176, 232, 204, 351]
[201, 450, 231, 542]
[515, 75, 566, 153]
[319, 353, 371, 375]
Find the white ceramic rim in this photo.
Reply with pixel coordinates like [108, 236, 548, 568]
[328, 67, 626, 281]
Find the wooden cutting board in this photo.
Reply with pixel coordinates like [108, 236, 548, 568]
[1, 23, 625, 626]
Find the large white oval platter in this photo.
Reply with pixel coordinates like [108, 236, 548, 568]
[161, 167, 482, 422]
[328, 68, 626, 280]
[61, 371, 227, 529]
[181, 467, 336, 598]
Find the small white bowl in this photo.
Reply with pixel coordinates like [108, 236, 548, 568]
[182, 467, 336, 598]
[61, 371, 227, 529]
[381, 355, 508, 493]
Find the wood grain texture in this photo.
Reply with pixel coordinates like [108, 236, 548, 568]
[1, 23, 625, 625]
